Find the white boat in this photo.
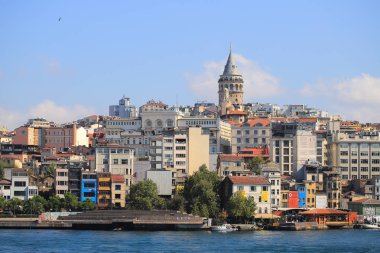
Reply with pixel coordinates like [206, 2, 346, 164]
[211, 224, 238, 232]
[361, 223, 380, 229]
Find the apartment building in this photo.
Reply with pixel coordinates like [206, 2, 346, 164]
[271, 123, 317, 176]
[95, 146, 134, 192]
[55, 167, 69, 198]
[231, 118, 271, 154]
[111, 175, 126, 207]
[327, 132, 380, 180]
[261, 162, 282, 209]
[222, 176, 272, 214]
[11, 169, 38, 200]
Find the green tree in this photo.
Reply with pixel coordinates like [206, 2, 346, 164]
[128, 179, 166, 210]
[183, 164, 222, 218]
[247, 156, 265, 175]
[48, 195, 62, 212]
[23, 196, 46, 215]
[63, 192, 79, 211]
[5, 198, 23, 215]
[226, 192, 256, 224]
[46, 162, 56, 176]
[168, 194, 186, 212]
[79, 198, 96, 211]
[0, 196, 6, 210]
[0, 160, 5, 179]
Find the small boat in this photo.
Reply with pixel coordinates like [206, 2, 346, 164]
[211, 224, 238, 232]
[361, 223, 380, 229]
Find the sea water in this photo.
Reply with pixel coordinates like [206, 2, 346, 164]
[0, 229, 379, 253]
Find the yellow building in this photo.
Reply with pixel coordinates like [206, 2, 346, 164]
[305, 180, 317, 208]
[111, 175, 126, 208]
[97, 172, 112, 209]
[188, 127, 209, 175]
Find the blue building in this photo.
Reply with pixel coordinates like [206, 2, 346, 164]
[297, 184, 306, 208]
[81, 172, 97, 203]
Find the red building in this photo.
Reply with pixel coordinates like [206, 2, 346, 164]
[288, 191, 299, 208]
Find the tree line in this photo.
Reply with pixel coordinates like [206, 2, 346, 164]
[0, 193, 96, 216]
[128, 164, 257, 224]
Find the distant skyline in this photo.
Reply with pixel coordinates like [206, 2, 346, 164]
[1, 0, 379, 129]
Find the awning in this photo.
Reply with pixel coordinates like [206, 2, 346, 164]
[254, 213, 281, 219]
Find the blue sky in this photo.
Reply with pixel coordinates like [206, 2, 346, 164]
[1, 0, 379, 129]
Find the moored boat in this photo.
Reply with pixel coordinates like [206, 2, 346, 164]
[361, 223, 380, 229]
[211, 224, 238, 232]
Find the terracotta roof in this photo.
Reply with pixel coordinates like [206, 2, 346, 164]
[219, 154, 244, 161]
[228, 176, 270, 185]
[351, 198, 380, 204]
[239, 147, 270, 157]
[111, 175, 125, 183]
[246, 118, 271, 127]
[300, 209, 348, 215]
[0, 179, 11, 185]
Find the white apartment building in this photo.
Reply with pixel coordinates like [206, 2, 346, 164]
[271, 127, 317, 176]
[261, 162, 282, 209]
[55, 167, 69, 198]
[11, 170, 38, 200]
[231, 118, 271, 154]
[95, 146, 134, 189]
[327, 132, 380, 180]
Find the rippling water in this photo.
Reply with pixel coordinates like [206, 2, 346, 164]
[0, 229, 379, 253]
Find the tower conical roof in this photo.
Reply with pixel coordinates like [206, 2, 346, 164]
[222, 46, 240, 76]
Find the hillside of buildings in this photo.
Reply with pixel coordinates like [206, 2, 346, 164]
[1, 49, 380, 224]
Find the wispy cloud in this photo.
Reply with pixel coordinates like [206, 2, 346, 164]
[29, 100, 95, 124]
[300, 74, 380, 122]
[0, 100, 96, 130]
[186, 54, 282, 103]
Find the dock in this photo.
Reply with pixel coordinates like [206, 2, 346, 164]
[0, 210, 210, 231]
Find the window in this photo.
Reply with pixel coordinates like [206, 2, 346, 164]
[84, 192, 95, 197]
[372, 159, 380, 164]
[352, 167, 358, 172]
[236, 130, 241, 135]
[113, 159, 119, 164]
[176, 154, 186, 158]
[84, 182, 95, 188]
[115, 185, 121, 190]
[58, 172, 67, 177]
[352, 159, 358, 164]
[361, 167, 369, 172]
[245, 130, 250, 135]
[352, 151, 358, 156]
[57, 181, 67, 185]
[360, 159, 369, 164]
[372, 152, 380, 156]
[360, 144, 369, 149]
[262, 130, 266, 135]
[340, 151, 348, 156]
[176, 146, 186, 150]
[14, 191, 25, 196]
[360, 151, 369, 156]
[121, 159, 128, 165]
[262, 186, 268, 191]
[340, 159, 348, 164]
[237, 138, 241, 144]
[14, 181, 26, 187]
[103, 159, 108, 164]
[237, 186, 244, 191]
[250, 186, 256, 192]
[340, 143, 349, 148]
[245, 138, 250, 143]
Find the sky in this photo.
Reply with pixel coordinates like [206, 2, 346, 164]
[0, 0, 379, 130]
